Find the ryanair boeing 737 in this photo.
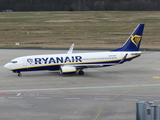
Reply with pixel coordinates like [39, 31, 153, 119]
[4, 24, 145, 77]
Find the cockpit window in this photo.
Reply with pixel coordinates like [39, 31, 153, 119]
[10, 61, 17, 63]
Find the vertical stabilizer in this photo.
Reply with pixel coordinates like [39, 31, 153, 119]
[112, 24, 145, 51]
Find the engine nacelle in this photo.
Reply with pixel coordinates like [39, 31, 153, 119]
[60, 66, 76, 74]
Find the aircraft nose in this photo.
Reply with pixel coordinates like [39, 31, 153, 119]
[4, 63, 11, 69]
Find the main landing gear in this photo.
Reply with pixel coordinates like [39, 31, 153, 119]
[78, 70, 84, 75]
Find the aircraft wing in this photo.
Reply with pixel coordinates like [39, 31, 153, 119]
[71, 63, 116, 68]
[70, 54, 128, 69]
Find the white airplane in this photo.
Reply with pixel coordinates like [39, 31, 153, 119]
[4, 24, 145, 77]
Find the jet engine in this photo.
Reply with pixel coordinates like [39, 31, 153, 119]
[60, 66, 76, 74]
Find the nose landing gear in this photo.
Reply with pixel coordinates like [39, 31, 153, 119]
[18, 72, 22, 77]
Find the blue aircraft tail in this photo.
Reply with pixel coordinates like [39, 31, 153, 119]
[112, 24, 145, 51]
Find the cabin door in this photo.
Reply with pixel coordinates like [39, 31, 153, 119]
[23, 58, 28, 67]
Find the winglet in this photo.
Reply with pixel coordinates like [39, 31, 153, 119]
[67, 44, 74, 54]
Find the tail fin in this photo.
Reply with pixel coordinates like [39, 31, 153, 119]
[112, 24, 145, 51]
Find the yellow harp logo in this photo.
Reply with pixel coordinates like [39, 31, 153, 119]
[131, 35, 142, 46]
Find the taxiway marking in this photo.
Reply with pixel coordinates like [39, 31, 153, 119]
[16, 93, 21, 96]
[36, 97, 51, 99]
[65, 98, 80, 100]
[0, 84, 160, 92]
[124, 99, 138, 101]
[8, 97, 22, 99]
[153, 76, 160, 79]
[94, 77, 156, 120]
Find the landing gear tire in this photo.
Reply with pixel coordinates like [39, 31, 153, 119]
[18, 73, 22, 77]
[79, 71, 84, 75]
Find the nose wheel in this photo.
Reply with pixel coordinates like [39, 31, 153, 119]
[18, 73, 22, 77]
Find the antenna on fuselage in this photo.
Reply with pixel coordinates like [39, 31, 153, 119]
[67, 44, 74, 54]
